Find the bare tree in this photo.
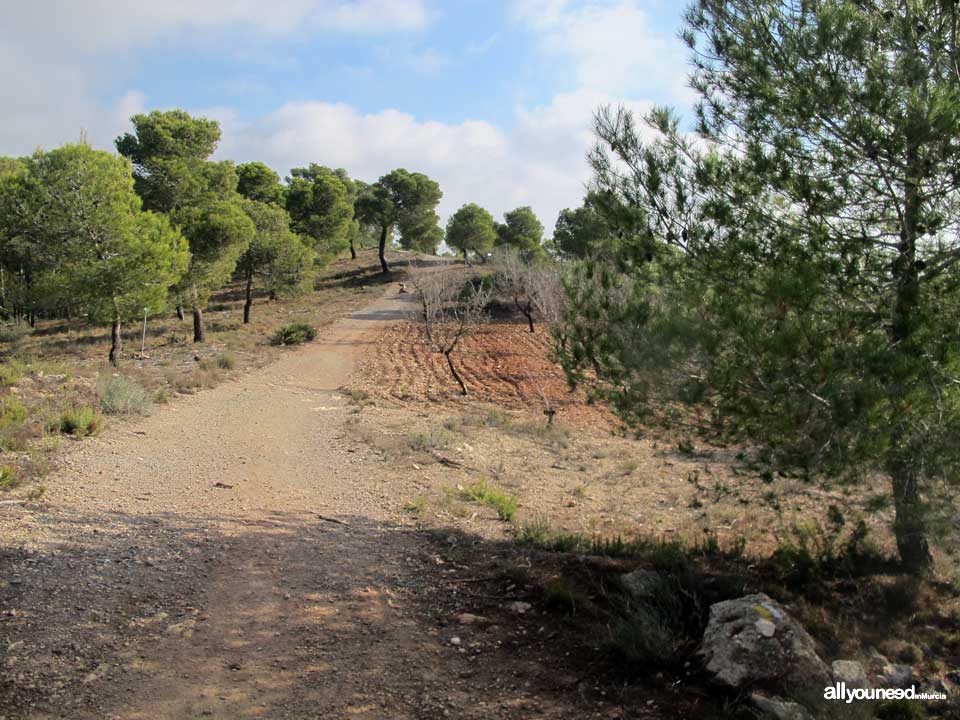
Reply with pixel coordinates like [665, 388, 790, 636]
[494, 248, 567, 335]
[526, 262, 566, 329]
[494, 247, 536, 332]
[407, 261, 490, 396]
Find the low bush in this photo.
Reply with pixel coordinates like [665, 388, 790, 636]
[543, 580, 587, 615]
[407, 428, 455, 453]
[271, 323, 316, 346]
[97, 374, 152, 416]
[216, 352, 236, 370]
[770, 518, 893, 591]
[168, 367, 221, 394]
[0, 359, 26, 387]
[606, 603, 679, 668]
[0, 397, 31, 451]
[58, 406, 105, 437]
[0, 465, 18, 491]
[0, 323, 32, 345]
[0, 397, 27, 429]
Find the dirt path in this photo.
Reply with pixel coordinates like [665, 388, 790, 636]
[0, 292, 619, 720]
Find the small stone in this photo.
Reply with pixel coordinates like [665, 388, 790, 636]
[450, 637, 461, 646]
[756, 619, 776, 638]
[456, 613, 490, 626]
[506, 601, 532, 615]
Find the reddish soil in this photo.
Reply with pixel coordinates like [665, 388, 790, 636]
[353, 316, 615, 428]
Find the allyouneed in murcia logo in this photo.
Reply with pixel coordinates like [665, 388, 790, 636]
[824, 682, 946, 704]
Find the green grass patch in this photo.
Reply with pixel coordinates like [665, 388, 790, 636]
[403, 495, 428, 515]
[459, 479, 518, 521]
[511, 518, 747, 569]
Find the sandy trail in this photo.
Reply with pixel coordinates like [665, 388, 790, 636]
[0, 291, 610, 720]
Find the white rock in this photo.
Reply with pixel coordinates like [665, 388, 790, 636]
[756, 619, 776, 638]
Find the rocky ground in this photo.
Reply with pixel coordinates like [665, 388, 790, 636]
[2, 280, 958, 720]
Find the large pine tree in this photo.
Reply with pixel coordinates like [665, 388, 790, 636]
[562, 0, 960, 572]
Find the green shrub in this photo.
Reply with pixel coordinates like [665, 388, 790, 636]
[543, 580, 585, 615]
[0, 397, 27, 428]
[511, 517, 555, 547]
[459, 479, 518, 521]
[0, 397, 30, 451]
[0, 359, 26, 387]
[58, 407, 105, 437]
[771, 518, 891, 589]
[97, 374, 152, 416]
[403, 495, 427, 515]
[271, 323, 316, 346]
[350, 389, 371, 405]
[606, 604, 678, 668]
[0, 466, 17, 491]
[216, 352, 236, 370]
[0, 324, 32, 345]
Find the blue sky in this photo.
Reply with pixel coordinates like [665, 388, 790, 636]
[2, 1, 693, 232]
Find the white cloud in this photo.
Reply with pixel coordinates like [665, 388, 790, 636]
[4, 1, 429, 52]
[207, 85, 663, 235]
[0, 0, 431, 160]
[0, 0, 690, 236]
[512, 0, 694, 108]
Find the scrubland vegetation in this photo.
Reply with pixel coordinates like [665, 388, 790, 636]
[3, 1, 960, 718]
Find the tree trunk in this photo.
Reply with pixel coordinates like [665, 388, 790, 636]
[176, 304, 184, 321]
[109, 317, 121, 367]
[886, 109, 933, 574]
[349, 237, 357, 260]
[193, 306, 205, 343]
[444, 349, 468, 396]
[463, 247, 471, 267]
[243, 273, 253, 324]
[890, 460, 932, 572]
[379, 225, 389, 274]
[515, 296, 535, 333]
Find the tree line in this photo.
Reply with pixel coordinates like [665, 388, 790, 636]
[0, 109, 566, 366]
